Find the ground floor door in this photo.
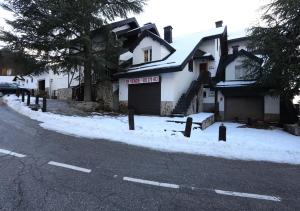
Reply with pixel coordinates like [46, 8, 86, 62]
[128, 83, 161, 115]
[225, 97, 264, 121]
[38, 80, 46, 91]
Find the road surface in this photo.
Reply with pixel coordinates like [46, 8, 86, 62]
[0, 99, 299, 210]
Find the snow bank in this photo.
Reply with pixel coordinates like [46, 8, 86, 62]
[3, 95, 300, 165]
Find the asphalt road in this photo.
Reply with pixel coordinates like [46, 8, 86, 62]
[0, 99, 299, 210]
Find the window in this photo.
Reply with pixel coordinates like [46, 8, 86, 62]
[144, 48, 152, 63]
[188, 60, 193, 72]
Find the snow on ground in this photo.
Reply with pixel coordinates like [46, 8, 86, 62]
[3, 95, 300, 165]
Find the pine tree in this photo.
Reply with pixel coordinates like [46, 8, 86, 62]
[0, 0, 146, 101]
[247, 0, 300, 100]
[0, 48, 42, 75]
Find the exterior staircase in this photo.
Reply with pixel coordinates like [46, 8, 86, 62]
[172, 72, 210, 116]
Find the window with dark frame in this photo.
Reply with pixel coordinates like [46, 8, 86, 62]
[144, 48, 152, 63]
[188, 60, 193, 72]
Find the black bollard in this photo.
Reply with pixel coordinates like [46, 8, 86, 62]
[16, 89, 20, 98]
[247, 117, 252, 126]
[21, 91, 25, 102]
[27, 93, 31, 106]
[184, 117, 193, 138]
[35, 96, 39, 105]
[219, 123, 226, 142]
[128, 109, 135, 130]
[42, 97, 47, 112]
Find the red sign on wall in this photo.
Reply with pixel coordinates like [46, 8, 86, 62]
[126, 76, 160, 85]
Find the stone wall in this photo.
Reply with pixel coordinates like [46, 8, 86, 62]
[264, 114, 280, 122]
[201, 115, 215, 130]
[119, 101, 128, 113]
[186, 85, 204, 115]
[95, 80, 114, 110]
[56, 88, 73, 101]
[161, 101, 173, 116]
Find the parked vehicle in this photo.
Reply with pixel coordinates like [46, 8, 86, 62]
[0, 82, 30, 95]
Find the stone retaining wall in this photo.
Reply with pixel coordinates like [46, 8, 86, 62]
[56, 88, 72, 101]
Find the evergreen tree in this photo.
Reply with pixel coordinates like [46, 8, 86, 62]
[0, 0, 146, 101]
[247, 0, 300, 100]
[0, 48, 43, 75]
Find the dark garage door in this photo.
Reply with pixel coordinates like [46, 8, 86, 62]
[128, 83, 161, 115]
[225, 97, 264, 121]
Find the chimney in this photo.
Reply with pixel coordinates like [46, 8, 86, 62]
[164, 26, 173, 43]
[215, 20, 223, 28]
[232, 45, 239, 54]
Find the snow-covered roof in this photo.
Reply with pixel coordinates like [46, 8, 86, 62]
[228, 30, 248, 41]
[121, 26, 226, 74]
[119, 51, 133, 61]
[216, 80, 256, 88]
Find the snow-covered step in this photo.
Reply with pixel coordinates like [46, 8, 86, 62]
[167, 113, 215, 130]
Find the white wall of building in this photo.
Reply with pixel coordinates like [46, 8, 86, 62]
[217, 91, 225, 112]
[132, 37, 170, 65]
[198, 38, 220, 77]
[203, 88, 215, 104]
[119, 78, 128, 101]
[225, 57, 249, 81]
[34, 70, 80, 96]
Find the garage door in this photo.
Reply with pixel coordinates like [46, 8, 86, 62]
[128, 83, 161, 115]
[225, 97, 264, 121]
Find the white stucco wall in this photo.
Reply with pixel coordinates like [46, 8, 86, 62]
[34, 70, 80, 96]
[218, 91, 225, 112]
[162, 62, 200, 104]
[132, 37, 171, 65]
[264, 95, 280, 114]
[203, 88, 215, 104]
[225, 57, 248, 81]
[197, 38, 220, 77]
[119, 78, 128, 101]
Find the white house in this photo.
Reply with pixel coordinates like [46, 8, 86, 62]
[115, 22, 281, 123]
[116, 21, 227, 116]
[215, 32, 280, 122]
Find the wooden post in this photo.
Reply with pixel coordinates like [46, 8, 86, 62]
[27, 92, 31, 106]
[21, 90, 25, 102]
[42, 97, 47, 112]
[219, 123, 226, 142]
[184, 117, 193, 138]
[128, 109, 135, 130]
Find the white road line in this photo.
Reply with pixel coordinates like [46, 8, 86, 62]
[123, 177, 180, 189]
[122, 176, 281, 202]
[48, 161, 91, 173]
[215, 189, 281, 202]
[0, 149, 26, 158]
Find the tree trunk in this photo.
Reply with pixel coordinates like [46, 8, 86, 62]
[83, 32, 93, 102]
[83, 60, 92, 102]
